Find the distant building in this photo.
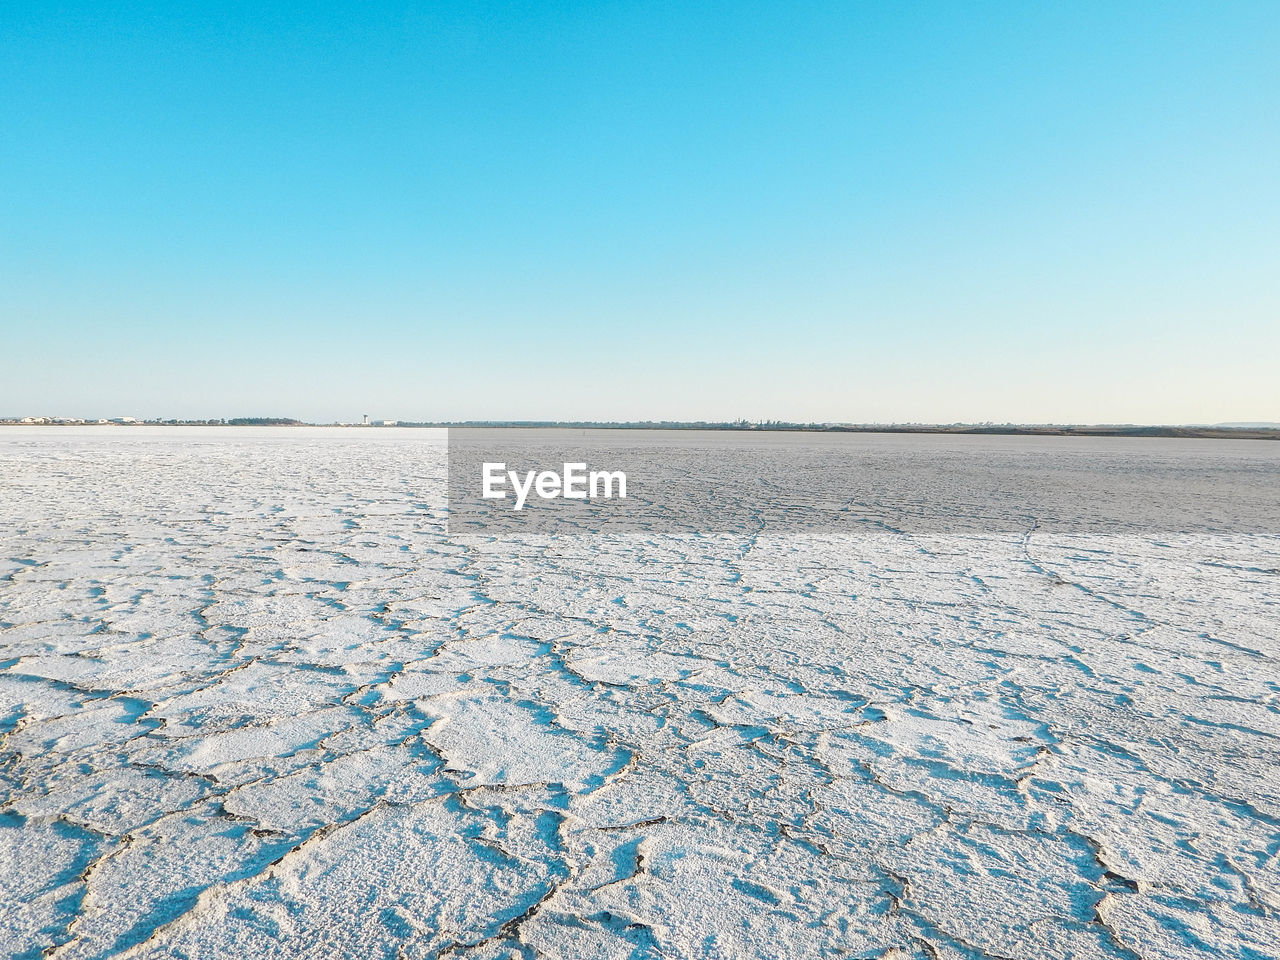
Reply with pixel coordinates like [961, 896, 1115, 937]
[362, 414, 370, 425]
[373, 419, 398, 426]
[108, 417, 139, 424]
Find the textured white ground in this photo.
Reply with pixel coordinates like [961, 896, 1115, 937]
[2, 428, 1279, 960]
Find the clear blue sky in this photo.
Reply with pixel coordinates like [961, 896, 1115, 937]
[3, 1, 1277, 423]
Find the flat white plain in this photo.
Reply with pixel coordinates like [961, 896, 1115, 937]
[1, 427, 1278, 960]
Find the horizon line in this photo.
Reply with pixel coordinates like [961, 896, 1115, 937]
[4, 417, 1279, 440]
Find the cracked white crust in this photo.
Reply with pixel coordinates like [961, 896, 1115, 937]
[2, 428, 1278, 959]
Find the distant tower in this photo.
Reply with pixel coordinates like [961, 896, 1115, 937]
[362, 414, 369, 425]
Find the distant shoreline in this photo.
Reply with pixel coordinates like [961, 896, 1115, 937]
[4, 420, 1279, 440]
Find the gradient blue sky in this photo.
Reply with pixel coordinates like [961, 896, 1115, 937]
[3, 1, 1277, 423]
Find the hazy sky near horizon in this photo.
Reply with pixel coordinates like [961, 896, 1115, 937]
[3, 1, 1277, 424]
